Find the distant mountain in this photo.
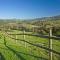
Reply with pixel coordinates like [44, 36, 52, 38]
[31, 15, 60, 21]
[22, 15, 60, 24]
[0, 15, 60, 23]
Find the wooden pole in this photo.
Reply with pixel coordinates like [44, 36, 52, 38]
[23, 30, 25, 39]
[15, 30, 17, 43]
[23, 30, 26, 48]
[49, 28, 53, 60]
[16, 34, 17, 43]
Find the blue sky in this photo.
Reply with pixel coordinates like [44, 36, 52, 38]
[0, 0, 60, 19]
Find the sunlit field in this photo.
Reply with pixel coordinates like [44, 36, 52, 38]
[0, 30, 60, 60]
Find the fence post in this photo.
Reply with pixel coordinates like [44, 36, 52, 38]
[16, 34, 17, 43]
[23, 30, 26, 48]
[49, 28, 53, 60]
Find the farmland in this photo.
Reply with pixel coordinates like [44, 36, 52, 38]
[0, 30, 60, 60]
[0, 15, 60, 60]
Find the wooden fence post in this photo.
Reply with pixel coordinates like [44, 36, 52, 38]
[23, 30, 26, 48]
[16, 34, 17, 43]
[49, 28, 53, 60]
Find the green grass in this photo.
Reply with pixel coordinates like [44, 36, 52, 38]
[0, 30, 60, 60]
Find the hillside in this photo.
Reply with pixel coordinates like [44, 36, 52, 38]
[0, 15, 60, 36]
[0, 15, 60, 60]
[34, 15, 60, 21]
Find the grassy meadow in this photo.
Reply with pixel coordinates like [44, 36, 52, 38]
[0, 30, 60, 60]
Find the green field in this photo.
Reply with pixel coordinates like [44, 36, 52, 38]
[0, 30, 60, 60]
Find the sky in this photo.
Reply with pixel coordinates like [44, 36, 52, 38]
[0, 0, 60, 19]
